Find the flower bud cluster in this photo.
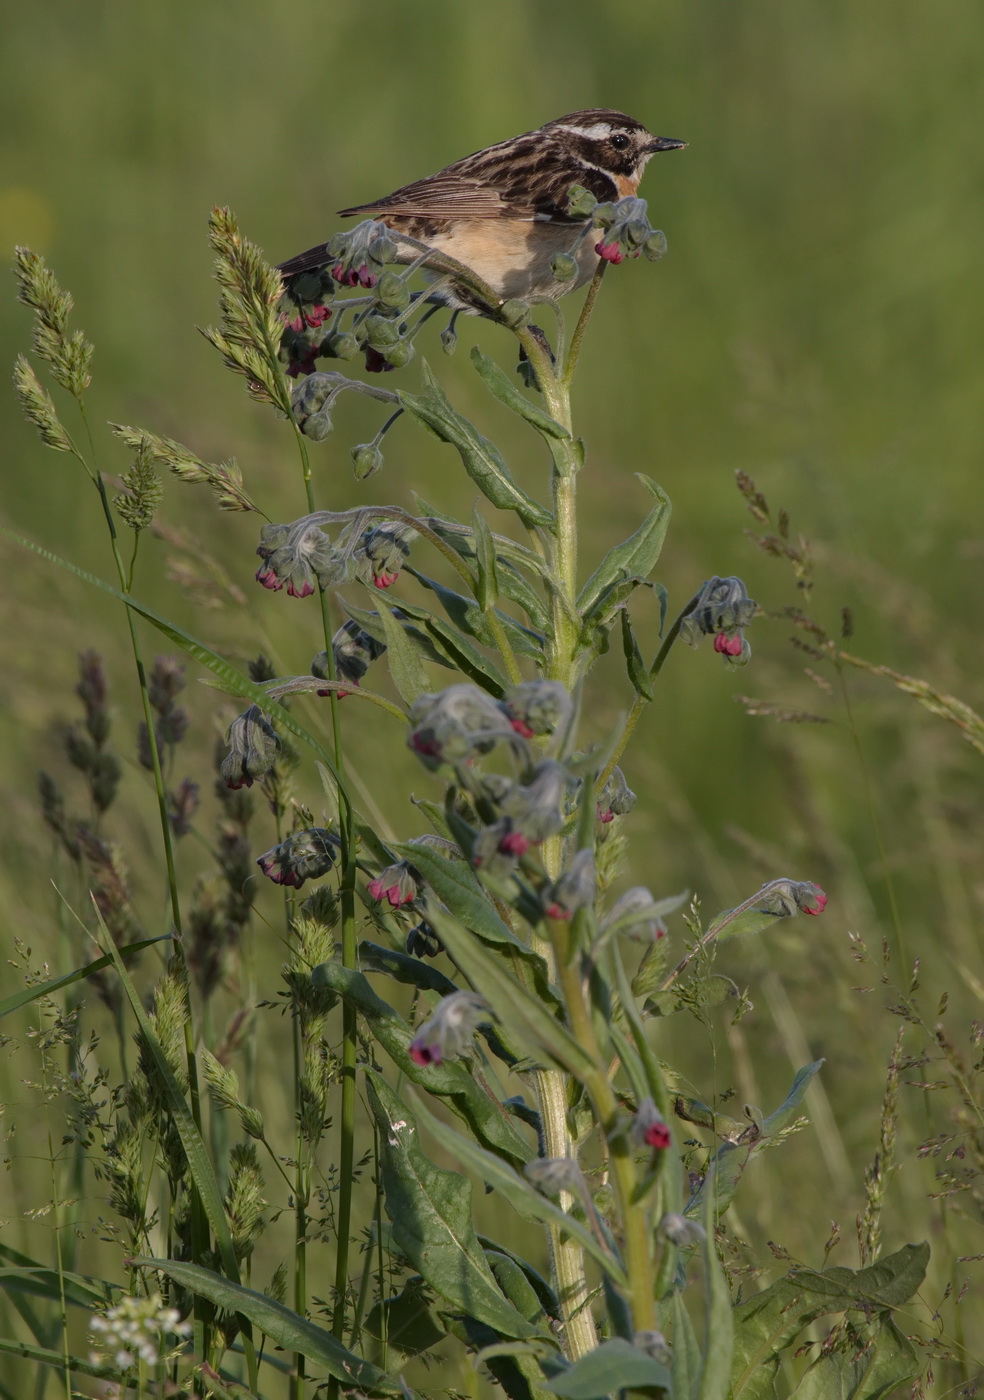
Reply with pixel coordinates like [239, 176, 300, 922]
[66, 650, 122, 814]
[256, 827, 339, 889]
[219, 705, 279, 789]
[138, 655, 188, 772]
[279, 266, 335, 378]
[255, 519, 340, 597]
[407, 680, 569, 771]
[356, 521, 416, 589]
[752, 878, 828, 918]
[408, 991, 490, 1067]
[313, 620, 387, 696]
[679, 575, 757, 666]
[597, 765, 637, 826]
[565, 188, 668, 265]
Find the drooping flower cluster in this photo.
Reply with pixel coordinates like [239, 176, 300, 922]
[752, 878, 828, 918]
[254, 512, 416, 599]
[256, 827, 339, 889]
[219, 705, 279, 789]
[406, 680, 569, 772]
[312, 620, 387, 697]
[89, 1292, 191, 1372]
[678, 575, 757, 666]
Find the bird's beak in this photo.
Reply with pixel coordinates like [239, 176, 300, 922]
[646, 137, 687, 153]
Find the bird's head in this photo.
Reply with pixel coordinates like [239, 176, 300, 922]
[544, 109, 686, 182]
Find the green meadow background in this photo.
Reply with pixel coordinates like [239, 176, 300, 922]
[2, 0, 983, 1392]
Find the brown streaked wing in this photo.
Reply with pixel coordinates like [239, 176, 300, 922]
[338, 173, 511, 221]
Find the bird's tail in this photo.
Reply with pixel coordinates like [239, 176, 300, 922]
[276, 243, 332, 277]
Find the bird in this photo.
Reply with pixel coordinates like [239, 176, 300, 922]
[277, 109, 685, 309]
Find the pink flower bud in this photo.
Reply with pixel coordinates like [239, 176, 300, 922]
[595, 240, 624, 264]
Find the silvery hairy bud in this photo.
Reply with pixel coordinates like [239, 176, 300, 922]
[351, 442, 383, 479]
[550, 253, 579, 282]
[220, 706, 279, 789]
[374, 270, 411, 311]
[543, 849, 596, 921]
[753, 878, 828, 918]
[498, 760, 568, 845]
[502, 679, 572, 741]
[409, 992, 489, 1067]
[659, 1212, 706, 1247]
[407, 684, 510, 770]
[597, 765, 637, 825]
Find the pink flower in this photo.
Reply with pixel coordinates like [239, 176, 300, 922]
[509, 717, 535, 739]
[409, 1039, 442, 1067]
[595, 240, 623, 264]
[286, 345, 318, 378]
[597, 804, 615, 825]
[255, 565, 284, 592]
[713, 632, 744, 657]
[285, 577, 315, 599]
[545, 902, 569, 921]
[802, 887, 828, 916]
[372, 570, 399, 589]
[367, 862, 418, 908]
[643, 1121, 672, 1150]
[364, 347, 394, 374]
[499, 830, 530, 857]
[305, 303, 331, 328]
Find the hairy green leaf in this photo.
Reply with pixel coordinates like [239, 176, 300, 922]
[620, 608, 654, 701]
[790, 1315, 919, 1400]
[376, 593, 429, 703]
[365, 1072, 544, 1340]
[400, 362, 553, 528]
[730, 1243, 929, 1400]
[412, 1092, 626, 1285]
[545, 1339, 671, 1399]
[576, 477, 671, 619]
[470, 347, 571, 440]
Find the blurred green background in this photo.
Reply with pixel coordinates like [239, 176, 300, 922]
[2, 0, 983, 1390]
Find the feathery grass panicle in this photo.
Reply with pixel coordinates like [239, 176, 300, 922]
[225, 1141, 267, 1262]
[111, 422, 258, 512]
[858, 1025, 905, 1266]
[13, 246, 93, 397]
[13, 353, 73, 451]
[202, 205, 291, 413]
[839, 651, 984, 758]
[114, 441, 164, 532]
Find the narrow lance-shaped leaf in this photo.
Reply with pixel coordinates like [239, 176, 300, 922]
[375, 593, 429, 704]
[412, 1090, 628, 1287]
[472, 505, 500, 612]
[133, 1257, 404, 1396]
[0, 936, 170, 1021]
[620, 608, 654, 701]
[697, 1164, 733, 1400]
[470, 346, 571, 440]
[407, 570, 544, 659]
[365, 1072, 546, 1340]
[577, 476, 671, 618]
[399, 362, 554, 528]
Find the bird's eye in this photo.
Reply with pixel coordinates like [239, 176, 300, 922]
[610, 133, 630, 150]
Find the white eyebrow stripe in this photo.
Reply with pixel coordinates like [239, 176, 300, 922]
[554, 122, 614, 139]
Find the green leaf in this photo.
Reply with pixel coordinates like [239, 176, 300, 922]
[407, 570, 544, 660]
[470, 346, 571, 440]
[389, 841, 518, 950]
[312, 960, 531, 1165]
[576, 477, 671, 619]
[375, 593, 429, 703]
[545, 1339, 671, 1399]
[0, 1265, 115, 1312]
[473, 506, 500, 611]
[364, 1276, 449, 1362]
[384, 593, 508, 694]
[422, 903, 594, 1077]
[486, 1250, 549, 1327]
[697, 1165, 733, 1400]
[365, 1072, 545, 1340]
[790, 1315, 919, 1400]
[414, 1095, 628, 1287]
[416, 508, 551, 631]
[399, 362, 554, 528]
[0, 936, 169, 1020]
[729, 1243, 929, 1400]
[686, 1060, 825, 1221]
[644, 975, 741, 1020]
[620, 608, 654, 701]
[134, 1257, 402, 1395]
[358, 940, 459, 997]
[0, 1336, 118, 1382]
[670, 1289, 702, 1400]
